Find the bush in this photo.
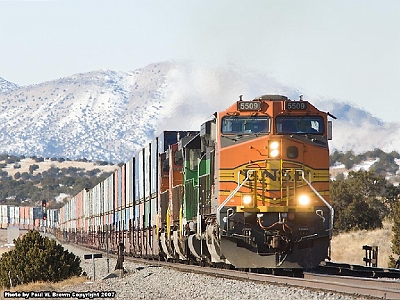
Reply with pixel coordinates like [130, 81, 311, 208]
[389, 201, 400, 268]
[28, 164, 39, 174]
[0, 230, 82, 288]
[330, 170, 387, 233]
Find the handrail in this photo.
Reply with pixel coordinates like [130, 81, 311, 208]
[296, 169, 334, 238]
[216, 169, 255, 225]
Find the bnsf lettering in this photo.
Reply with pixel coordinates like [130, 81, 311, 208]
[241, 169, 303, 182]
[262, 169, 278, 181]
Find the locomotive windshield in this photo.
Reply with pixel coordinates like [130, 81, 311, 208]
[221, 117, 270, 134]
[276, 116, 324, 135]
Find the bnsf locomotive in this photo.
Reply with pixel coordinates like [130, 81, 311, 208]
[58, 94, 334, 271]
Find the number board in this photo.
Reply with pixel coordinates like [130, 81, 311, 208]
[285, 101, 308, 110]
[237, 101, 261, 111]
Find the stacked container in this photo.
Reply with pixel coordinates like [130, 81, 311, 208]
[0, 205, 7, 228]
[126, 157, 134, 231]
[47, 209, 59, 228]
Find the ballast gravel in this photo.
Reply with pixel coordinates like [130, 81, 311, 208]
[58, 243, 366, 300]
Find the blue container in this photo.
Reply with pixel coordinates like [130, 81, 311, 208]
[157, 131, 199, 154]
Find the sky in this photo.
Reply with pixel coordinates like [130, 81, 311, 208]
[0, 0, 399, 122]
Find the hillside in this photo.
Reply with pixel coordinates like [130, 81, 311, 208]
[0, 155, 117, 206]
[331, 221, 393, 268]
[1, 61, 400, 163]
[1, 157, 117, 178]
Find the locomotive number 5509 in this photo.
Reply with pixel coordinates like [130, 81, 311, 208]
[237, 101, 261, 111]
[285, 102, 308, 110]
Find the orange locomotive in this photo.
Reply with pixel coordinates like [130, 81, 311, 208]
[200, 94, 334, 270]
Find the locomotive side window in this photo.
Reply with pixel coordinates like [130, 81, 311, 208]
[174, 150, 183, 166]
[162, 157, 169, 173]
[222, 117, 270, 134]
[188, 149, 200, 171]
[276, 116, 324, 135]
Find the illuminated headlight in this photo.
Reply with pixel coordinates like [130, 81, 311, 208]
[269, 141, 280, 158]
[242, 194, 253, 206]
[298, 195, 311, 206]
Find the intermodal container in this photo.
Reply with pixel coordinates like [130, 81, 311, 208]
[139, 202, 144, 229]
[151, 139, 158, 195]
[104, 174, 113, 214]
[144, 143, 151, 200]
[124, 207, 130, 231]
[150, 195, 157, 227]
[129, 206, 134, 229]
[126, 157, 134, 205]
[0, 205, 8, 228]
[114, 169, 121, 209]
[138, 149, 144, 202]
[157, 131, 199, 154]
[76, 191, 83, 230]
[121, 164, 126, 208]
[144, 200, 150, 228]
[134, 202, 140, 229]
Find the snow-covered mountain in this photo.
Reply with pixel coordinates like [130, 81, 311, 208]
[0, 61, 398, 162]
[0, 77, 19, 93]
[316, 100, 400, 154]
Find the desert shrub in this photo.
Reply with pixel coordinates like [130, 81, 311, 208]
[28, 164, 39, 174]
[330, 170, 387, 232]
[389, 201, 400, 268]
[0, 230, 82, 288]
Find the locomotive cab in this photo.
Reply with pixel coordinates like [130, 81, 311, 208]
[214, 95, 334, 269]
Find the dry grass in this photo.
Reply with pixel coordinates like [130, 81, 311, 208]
[330, 220, 394, 267]
[0, 277, 88, 300]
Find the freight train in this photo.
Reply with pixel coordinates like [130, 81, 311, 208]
[0, 204, 57, 230]
[55, 94, 335, 271]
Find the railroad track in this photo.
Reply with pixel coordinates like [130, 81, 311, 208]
[303, 272, 400, 299]
[49, 234, 400, 299]
[312, 261, 400, 279]
[122, 256, 400, 299]
[87, 251, 400, 299]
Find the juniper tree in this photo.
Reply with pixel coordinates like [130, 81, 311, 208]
[389, 201, 400, 268]
[0, 230, 82, 288]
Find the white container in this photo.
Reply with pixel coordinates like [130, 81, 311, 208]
[126, 158, 134, 206]
[144, 143, 151, 200]
[151, 139, 158, 195]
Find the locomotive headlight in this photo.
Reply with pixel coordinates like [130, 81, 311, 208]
[269, 141, 280, 158]
[298, 194, 311, 206]
[242, 194, 254, 206]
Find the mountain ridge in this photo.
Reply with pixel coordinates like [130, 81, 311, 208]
[1, 61, 398, 162]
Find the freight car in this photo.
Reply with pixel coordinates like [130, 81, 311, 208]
[0, 204, 48, 230]
[57, 94, 335, 271]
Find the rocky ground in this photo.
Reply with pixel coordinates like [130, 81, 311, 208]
[55, 241, 365, 300]
[0, 230, 374, 300]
